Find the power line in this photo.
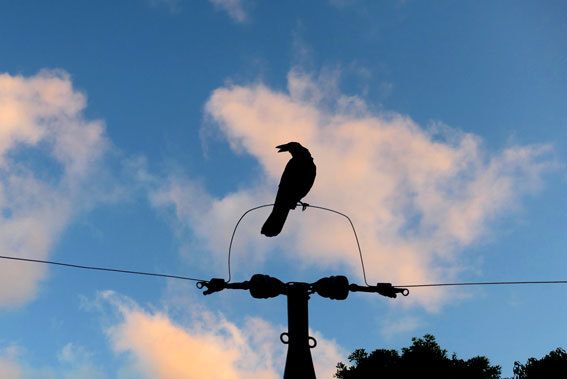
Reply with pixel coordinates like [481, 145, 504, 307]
[227, 203, 370, 285]
[1, 254, 566, 289]
[0, 255, 204, 282]
[397, 280, 567, 288]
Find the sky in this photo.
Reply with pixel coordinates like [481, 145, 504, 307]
[0, 0, 566, 377]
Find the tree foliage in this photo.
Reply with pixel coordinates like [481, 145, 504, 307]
[335, 334, 501, 379]
[513, 348, 567, 379]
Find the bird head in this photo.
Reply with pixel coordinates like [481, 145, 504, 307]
[276, 142, 306, 156]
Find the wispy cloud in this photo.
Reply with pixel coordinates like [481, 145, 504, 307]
[152, 67, 554, 311]
[380, 316, 423, 340]
[54, 343, 106, 379]
[0, 70, 111, 307]
[0, 342, 106, 378]
[208, 0, 250, 23]
[147, 0, 250, 20]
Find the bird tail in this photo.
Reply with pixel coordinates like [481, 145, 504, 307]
[261, 205, 290, 237]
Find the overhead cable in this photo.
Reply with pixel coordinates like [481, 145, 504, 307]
[0, 255, 204, 282]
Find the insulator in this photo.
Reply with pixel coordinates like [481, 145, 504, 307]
[249, 274, 286, 298]
[313, 275, 349, 300]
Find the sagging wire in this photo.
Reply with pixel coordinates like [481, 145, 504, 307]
[227, 203, 370, 286]
[227, 204, 274, 283]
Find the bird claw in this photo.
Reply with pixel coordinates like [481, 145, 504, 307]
[299, 202, 310, 211]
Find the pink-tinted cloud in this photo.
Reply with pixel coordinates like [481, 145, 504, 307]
[0, 70, 109, 307]
[154, 68, 554, 310]
[101, 290, 343, 378]
[0, 346, 22, 378]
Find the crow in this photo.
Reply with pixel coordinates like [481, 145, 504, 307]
[261, 142, 316, 237]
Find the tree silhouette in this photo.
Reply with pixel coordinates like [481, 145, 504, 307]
[513, 348, 567, 378]
[335, 334, 501, 379]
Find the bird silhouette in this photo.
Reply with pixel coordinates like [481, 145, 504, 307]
[261, 142, 316, 237]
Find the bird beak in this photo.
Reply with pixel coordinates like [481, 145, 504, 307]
[276, 144, 288, 152]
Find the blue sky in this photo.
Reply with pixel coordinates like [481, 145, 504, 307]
[1, 0, 566, 377]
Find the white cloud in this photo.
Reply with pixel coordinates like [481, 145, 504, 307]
[53, 343, 106, 379]
[147, 0, 250, 20]
[149, 175, 276, 273]
[0, 70, 110, 307]
[0, 342, 106, 379]
[100, 290, 343, 378]
[152, 68, 554, 311]
[208, 0, 249, 23]
[380, 316, 423, 340]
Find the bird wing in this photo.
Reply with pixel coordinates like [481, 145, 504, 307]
[275, 156, 316, 209]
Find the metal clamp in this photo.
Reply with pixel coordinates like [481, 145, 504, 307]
[308, 336, 317, 348]
[196, 278, 226, 295]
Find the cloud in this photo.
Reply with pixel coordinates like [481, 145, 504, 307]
[380, 316, 423, 340]
[0, 358, 21, 378]
[0, 342, 106, 379]
[0, 70, 109, 307]
[149, 175, 276, 272]
[208, 0, 249, 23]
[153, 67, 554, 311]
[101, 290, 343, 378]
[147, 0, 250, 20]
[52, 343, 106, 379]
[0, 346, 22, 378]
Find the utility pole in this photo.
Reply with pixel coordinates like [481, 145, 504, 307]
[197, 274, 408, 378]
[284, 282, 316, 378]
